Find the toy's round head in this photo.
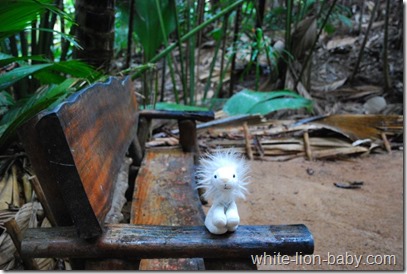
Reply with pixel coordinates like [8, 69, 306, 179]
[197, 148, 250, 203]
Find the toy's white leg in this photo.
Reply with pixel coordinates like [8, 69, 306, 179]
[205, 203, 227, 234]
[225, 201, 240, 232]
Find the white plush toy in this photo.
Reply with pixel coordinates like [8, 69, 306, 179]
[197, 148, 250, 234]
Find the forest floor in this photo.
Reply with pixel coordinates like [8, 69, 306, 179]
[229, 150, 404, 270]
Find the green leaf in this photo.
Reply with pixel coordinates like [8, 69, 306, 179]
[30, 27, 82, 49]
[247, 97, 313, 114]
[0, 60, 101, 88]
[0, 78, 79, 147]
[0, 53, 49, 66]
[0, 63, 53, 90]
[209, 28, 223, 41]
[50, 60, 101, 81]
[143, 102, 209, 111]
[338, 14, 353, 28]
[0, 91, 15, 107]
[223, 89, 313, 115]
[0, 91, 15, 116]
[0, 0, 48, 38]
[0, 0, 70, 41]
[133, 0, 176, 61]
[324, 23, 335, 35]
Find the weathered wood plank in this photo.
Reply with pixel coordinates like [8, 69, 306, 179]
[139, 110, 214, 122]
[131, 148, 205, 270]
[21, 224, 314, 259]
[131, 148, 205, 225]
[24, 77, 138, 239]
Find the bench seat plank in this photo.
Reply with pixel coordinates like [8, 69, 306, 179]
[21, 224, 314, 259]
[131, 147, 205, 270]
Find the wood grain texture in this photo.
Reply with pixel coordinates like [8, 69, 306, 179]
[131, 148, 205, 270]
[21, 224, 314, 259]
[131, 148, 205, 225]
[32, 77, 138, 238]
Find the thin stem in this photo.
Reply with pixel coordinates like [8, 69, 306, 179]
[285, 0, 293, 54]
[195, 0, 205, 102]
[188, 0, 197, 105]
[131, 0, 246, 80]
[203, 34, 222, 102]
[126, 0, 135, 68]
[160, 57, 166, 102]
[350, 0, 380, 82]
[171, 0, 188, 104]
[255, 29, 262, 91]
[155, 0, 179, 103]
[382, 0, 391, 93]
[229, 4, 242, 97]
[295, 0, 337, 90]
[218, 13, 229, 98]
[211, 56, 232, 109]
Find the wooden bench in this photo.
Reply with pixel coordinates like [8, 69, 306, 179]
[16, 77, 314, 270]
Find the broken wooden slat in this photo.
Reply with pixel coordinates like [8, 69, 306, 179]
[21, 224, 314, 259]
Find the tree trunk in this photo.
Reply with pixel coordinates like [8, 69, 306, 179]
[74, 0, 115, 72]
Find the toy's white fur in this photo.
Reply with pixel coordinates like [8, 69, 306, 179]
[196, 148, 250, 234]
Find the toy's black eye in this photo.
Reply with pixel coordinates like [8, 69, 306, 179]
[233, 174, 236, 178]
[214, 175, 217, 179]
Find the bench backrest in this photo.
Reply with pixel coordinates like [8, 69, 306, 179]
[19, 77, 138, 239]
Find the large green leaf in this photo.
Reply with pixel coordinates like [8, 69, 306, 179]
[0, 60, 101, 89]
[0, 63, 53, 90]
[35, 60, 102, 84]
[0, 53, 48, 66]
[133, 0, 176, 61]
[0, 0, 52, 40]
[223, 89, 313, 115]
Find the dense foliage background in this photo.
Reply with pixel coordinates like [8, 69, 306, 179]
[0, 0, 403, 148]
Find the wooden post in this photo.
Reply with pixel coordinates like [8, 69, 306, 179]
[178, 119, 198, 153]
[137, 117, 152, 156]
[303, 131, 313, 161]
[381, 132, 392, 154]
[243, 122, 253, 160]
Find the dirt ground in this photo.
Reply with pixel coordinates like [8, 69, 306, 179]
[219, 150, 404, 270]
